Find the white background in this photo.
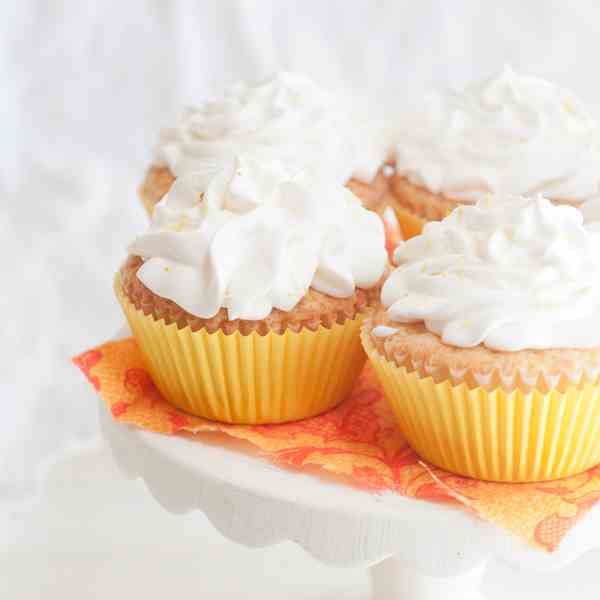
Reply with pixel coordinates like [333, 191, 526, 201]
[3, 1, 600, 597]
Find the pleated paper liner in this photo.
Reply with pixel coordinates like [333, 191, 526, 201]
[390, 204, 426, 240]
[115, 276, 367, 424]
[362, 330, 600, 483]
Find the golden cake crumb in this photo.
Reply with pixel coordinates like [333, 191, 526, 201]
[389, 175, 585, 224]
[121, 256, 387, 335]
[389, 175, 462, 221]
[138, 166, 175, 215]
[365, 306, 600, 392]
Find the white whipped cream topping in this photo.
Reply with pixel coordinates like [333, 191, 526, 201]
[130, 171, 387, 321]
[396, 67, 600, 202]
[372, 325, 400, 338]
[155, 72, 389, 198]
[381, 194, 600, 351]
[581, 197, 600, 229]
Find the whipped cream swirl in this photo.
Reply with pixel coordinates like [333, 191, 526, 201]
[396, 67, 600, 202]
[155, 72, 389, 199]
[581, 197, 600, 228]
[381, 195, 600, 351]
[130, 170, 387, 321]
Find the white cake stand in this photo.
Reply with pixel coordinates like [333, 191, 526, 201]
[98, 377, 600, 600]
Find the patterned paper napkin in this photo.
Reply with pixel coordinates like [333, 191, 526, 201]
[74, 337, 600, 552]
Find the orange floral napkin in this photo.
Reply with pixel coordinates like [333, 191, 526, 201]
[74, 337, 600, 552]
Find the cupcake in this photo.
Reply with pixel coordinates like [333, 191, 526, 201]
[118, 169, 388, 424]
[139, 72, 400, 248]
[391, 67, 600, 239]
[363, 194, 600, 482]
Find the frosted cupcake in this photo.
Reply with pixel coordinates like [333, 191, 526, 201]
[363, 194, 600, 482]
[118, 169, 388, 424]
[391, 67, 600, 239]
[140, 72, 395, 223]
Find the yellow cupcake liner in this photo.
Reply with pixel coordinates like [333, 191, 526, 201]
[392, 204, 427, 240]
[362, 330, 600, 482]
[115, 277, 367, 424]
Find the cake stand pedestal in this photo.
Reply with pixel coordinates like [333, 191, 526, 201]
[98, 386, 600, 600]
